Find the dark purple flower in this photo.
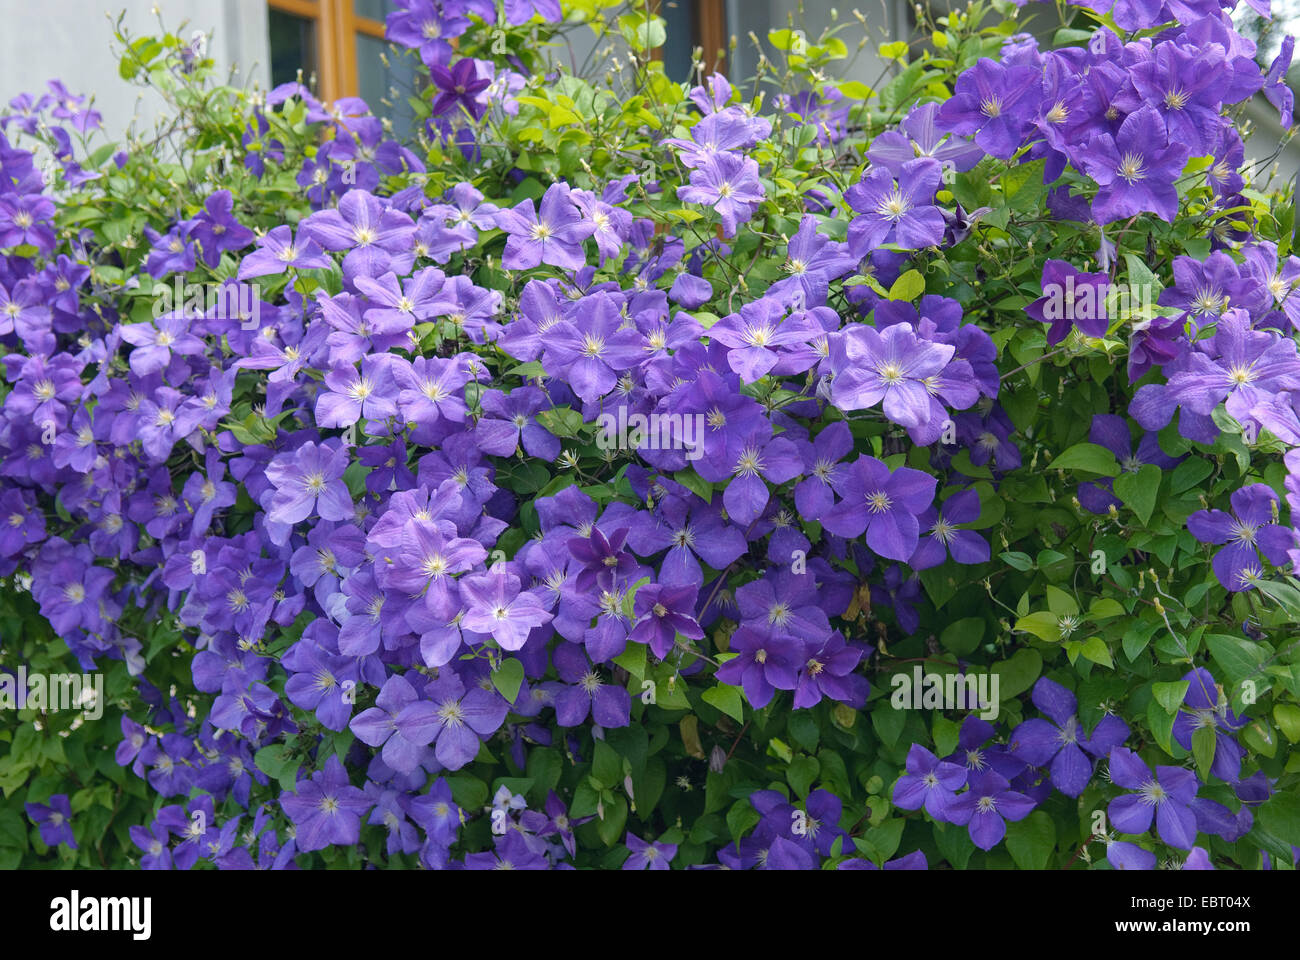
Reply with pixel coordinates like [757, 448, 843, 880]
[1106, 746, 1200, 850]
[279, 755, 373, 852]
[935, 57, 1039, 159]
[893, 744, 967, 819]
[26, 794, 76, 849]
[947, 770, 1036, 850]
[822, 455, 936, 561]
[623, 832, 677, 870]
[1187, 483, 1294, 592]
[1009, 677, 1129, 797]
[845, 158, 945, 254]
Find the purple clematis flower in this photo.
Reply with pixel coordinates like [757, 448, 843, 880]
[190, 189, 255, 267]
[708, 297, 825, 383]
[301, 189, 416, 279]
[713, 624, 801, 709]
[827, 322, 955, 433]
[429, 57, 491, 119]
[1106, 746, 1200, 850]
[908, 488, 990, 569]
[236, 225, 332, 278]
[459, 567, 553, 650]
[822, 455, 936, 561]
[1076, 414, 1184, 515]
[26, 794, 76, 849]
[1009, 677, 1130, 797]
[935, 57, 1039, 159]
[1187, 483, 1294, 592]
[495, 182, 593, 272]
[265, 440, 353, 525]
[1024, 259, 1114, 344]
[349, 675, 441, 775]
[1172, 667, 1249, 784]
[551, 642, 631, 727]
[946, 770, 1036, 850]
[630, 582, 704, 659]
[892, 744, 968, 819]
[676, 151, 764, 237]
[1076, 105, 1190, 225]
[279, 755, 373, 852]
[868, 101, 984, 177]
[422, 671, 508, 770]
[845, 158, 945, 255]
[623, 832, 677, 870]
[1264, 36, 1295, 129]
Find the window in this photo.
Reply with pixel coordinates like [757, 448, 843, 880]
[266, 0, 414, 132]
[656, 0, 728, 83]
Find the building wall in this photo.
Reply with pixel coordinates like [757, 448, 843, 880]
[0, 0, 269, 142]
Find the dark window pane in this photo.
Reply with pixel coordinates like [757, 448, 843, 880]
[355, 0, 396, 21]
[661, 0, 696, 84]
[268, 9, 318, 91]
[357, 33, 417, 138]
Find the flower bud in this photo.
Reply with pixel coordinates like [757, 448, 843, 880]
[709, 745, 727, 773]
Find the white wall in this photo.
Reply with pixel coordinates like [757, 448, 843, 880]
[0, 0, 269, 144]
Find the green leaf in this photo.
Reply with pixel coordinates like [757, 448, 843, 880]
[871, 700, 907, 748]
[1086, 598, 1126, 620]
[940, 617, 983, 656]
[1005, 810, 1056, 869]
[591, 740, 623, 790]
[701, 683, 745, 723]
[889, 269, 925, 301]
[1274, 703, 1300, 743]
[787, 756, 820, 798]
[1015, 611, 1062, 643]
[1079, 636, 1114, 669]
[991, 649, 1042, 699]
[617, 12, 666, 51]
[570, 780, 600, 818]
[1204, 633, 1267, 689]
[1000, 551, 1034, 571]
[726, 799, 761, 840]
[613, 641, 647, 680]
[254, 745, 291, 780]
[1152, 681, 1189, 714]
[491, 657, 525, 705]
[535, 406, 582, 438]
[1256, 792, 1300, 849]
[1147, 699, 1176, 754]
[1191, 725, 1217, 781]
[596, 793, 628, 846]
[1113, 464, 1162, 525]
[1255, 579, 1300, 620]
[933, 820, 975, 869]
[1045, 585, 1079, 617]
[674, 468, 712, 504]
[1049, 442, 1120, 477]
[1169, 456, 1213, 495]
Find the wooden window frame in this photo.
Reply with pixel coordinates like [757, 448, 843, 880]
[694, 0, 726, 77]
[267, 0, 387, 101]
[642, 0, 727, 79]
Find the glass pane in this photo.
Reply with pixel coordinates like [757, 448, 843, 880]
[661, 0, 696, 84]
[355, 0, 397, 22]
[268, 9, 318, 91]
[356, 33, 418, 139]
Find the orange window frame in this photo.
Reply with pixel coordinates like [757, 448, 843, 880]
[267, 0, 386, 102]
